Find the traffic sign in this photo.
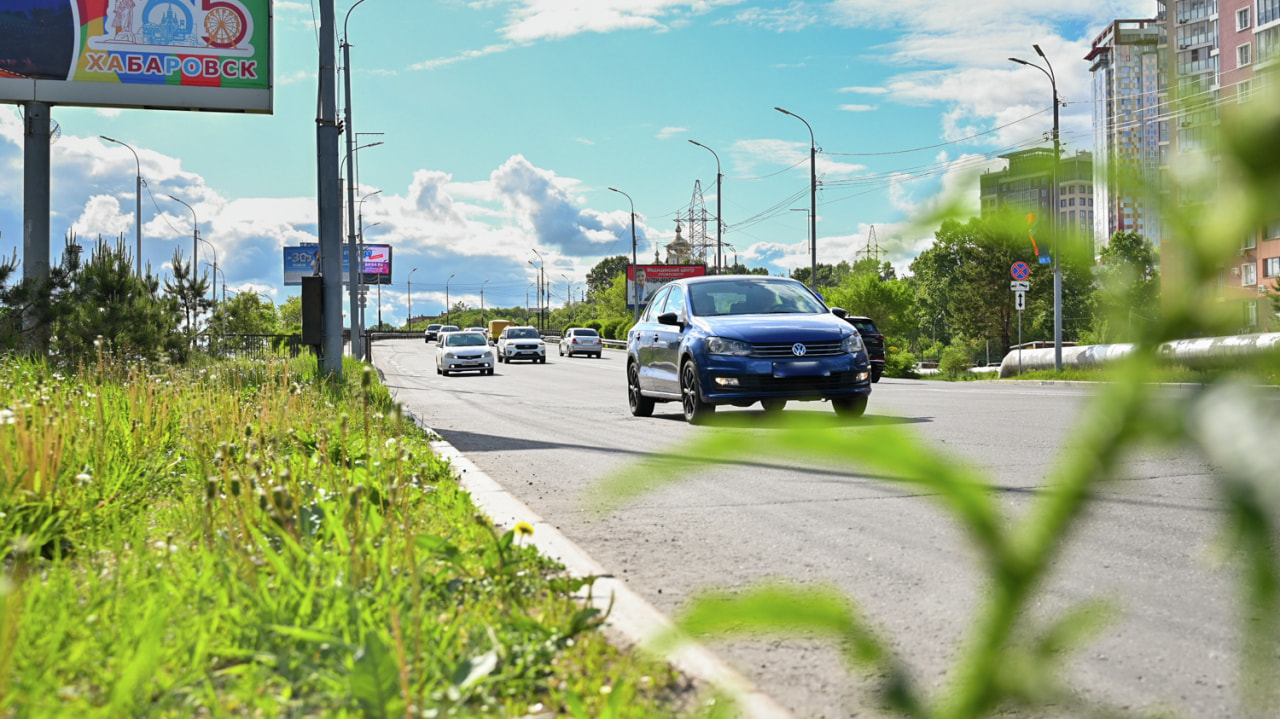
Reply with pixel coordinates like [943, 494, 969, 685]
[1014, 291, 1026, 311]
[1011, 261, 1031, 280]
[1011, 280, 1029, 291]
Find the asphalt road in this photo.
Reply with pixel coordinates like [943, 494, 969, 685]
[373, 338, 1250, 719]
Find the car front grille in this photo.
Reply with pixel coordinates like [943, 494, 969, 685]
[752, 340, 846, 358]
[727, 371, 860, 393]
[514, 344, 540, 350]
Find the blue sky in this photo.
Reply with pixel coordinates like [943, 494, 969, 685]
[1, 0, 1154, 325]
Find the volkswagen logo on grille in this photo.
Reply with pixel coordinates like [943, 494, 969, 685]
[791, 343, 807, 356]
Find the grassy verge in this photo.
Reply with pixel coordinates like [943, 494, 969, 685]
[0, 353, 697, 718]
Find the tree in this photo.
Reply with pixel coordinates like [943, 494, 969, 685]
[823, 273, 918, 340]
[208, 292, 279, 336]
[586, 255, 630, 302]
[51, 237, 184, 363]
[163, 249, 213, 335]
[1091, 231, 1160, 342]
[278, 295, 303, 334]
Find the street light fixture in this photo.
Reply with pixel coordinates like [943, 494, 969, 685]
[100, 136, 143, 277]
[1010, 44, 1063, 371]
[407, 267, 418, 329]
[445, 273, 455, 326]
[689, 140, 723, 274]
[774, 107, 818, 291]
[607, 187, 639, 322]
[480, 279, 490, 325]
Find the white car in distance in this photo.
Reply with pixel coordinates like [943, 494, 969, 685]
[558, 327, 603, 358]
[496, 326, 546, 363]
[436, 330, 495, 376]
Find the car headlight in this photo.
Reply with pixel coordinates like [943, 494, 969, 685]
[841, 333, 864, 353]
[706, 336, 753, 356]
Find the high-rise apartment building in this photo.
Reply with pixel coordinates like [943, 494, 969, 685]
[1085, 1, 1278, 331]
[1086, 18, 1166, 248]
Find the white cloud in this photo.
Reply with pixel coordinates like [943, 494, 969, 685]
[838, 104, 877, 112]
[657, 126, 688, 139]
[838, 86, 889, 95]
[730, 1, 818, 32]
[731, 138, 866, 178]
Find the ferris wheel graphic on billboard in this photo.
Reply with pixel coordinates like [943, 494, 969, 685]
[90, 0, 256, 55]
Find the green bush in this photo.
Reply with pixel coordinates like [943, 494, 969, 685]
[938, 345, 971, 377]
[883, 341, 918, 378]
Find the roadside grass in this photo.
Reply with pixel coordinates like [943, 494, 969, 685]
[0, 353, 698, 718]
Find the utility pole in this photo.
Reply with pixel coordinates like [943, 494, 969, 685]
[317, 0, 344, 376]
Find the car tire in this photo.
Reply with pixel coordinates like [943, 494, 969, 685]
[871, 367, 882, 383]
[442, 369, 450, 377]
[832, 396, 868, 418]
[627, 361, 655, 417]
[761, 399, 786, 414]
[680, 360, 715, 425]
[559, 347, 564, 356]
[436, 366, 442, 375]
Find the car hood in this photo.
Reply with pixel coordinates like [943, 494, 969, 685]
[692, 314, 853, 343]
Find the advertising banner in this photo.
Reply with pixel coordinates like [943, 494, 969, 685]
[626, 264, 707, 310]
[0, 0, 272, 113]
[360, 244, 391, 285]
[283, 245, 393, 287]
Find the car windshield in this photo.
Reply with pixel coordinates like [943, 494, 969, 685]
[446, 333, 487, 347]
[689, 280, 827, 316]
[427, 324, 441, 330]
[571, 329, 598, 337]
[507, 328, 540, 339]
[440, 326, 459, 332]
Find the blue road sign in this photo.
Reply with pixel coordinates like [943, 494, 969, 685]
[1011, 261, 1031, 280]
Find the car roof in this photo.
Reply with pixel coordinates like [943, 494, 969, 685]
[677, 275, 800, 286]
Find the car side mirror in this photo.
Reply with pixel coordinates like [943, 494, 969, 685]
[658, 312, 681, 327]
[829, 307, 848, 318]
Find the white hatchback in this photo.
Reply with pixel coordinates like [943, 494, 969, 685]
[558, 327, 603, 358]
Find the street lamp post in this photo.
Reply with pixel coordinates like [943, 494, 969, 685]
[342, 0, 374, 360]
[560, 274, 573, 322]
[689, 140, 723, 274]
[168, 194, 200, 282]
[445, 273, 455, 326]
[1010, 44, 1063, 371]
[480, 279, 489, 325]
[101, 136, 142, 277]
[529, 248, 545, 330]
[607, 187, 639, 322]
[407, 267, 418, 330]
[774, 107, 818, 291]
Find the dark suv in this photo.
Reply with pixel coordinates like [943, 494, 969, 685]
[843, 316, 885, 382]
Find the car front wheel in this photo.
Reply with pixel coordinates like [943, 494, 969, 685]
[680, 360, 715, 424]
[627, 361, 655, 417]
[832, 396, 868, 418]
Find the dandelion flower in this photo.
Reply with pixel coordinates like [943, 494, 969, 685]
[514, 522, 534, 537]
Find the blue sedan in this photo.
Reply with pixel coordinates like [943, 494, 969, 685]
[626, 276, 872, 423]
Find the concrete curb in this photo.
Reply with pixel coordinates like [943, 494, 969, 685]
[408, 416, 795, 719]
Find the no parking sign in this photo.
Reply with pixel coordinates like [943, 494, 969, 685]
[1011, 261, 1031, 280]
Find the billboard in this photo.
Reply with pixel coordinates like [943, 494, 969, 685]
[626, 264, 707, 310]
[0, 0, 272, 113]
[283, 245, 393, 287]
